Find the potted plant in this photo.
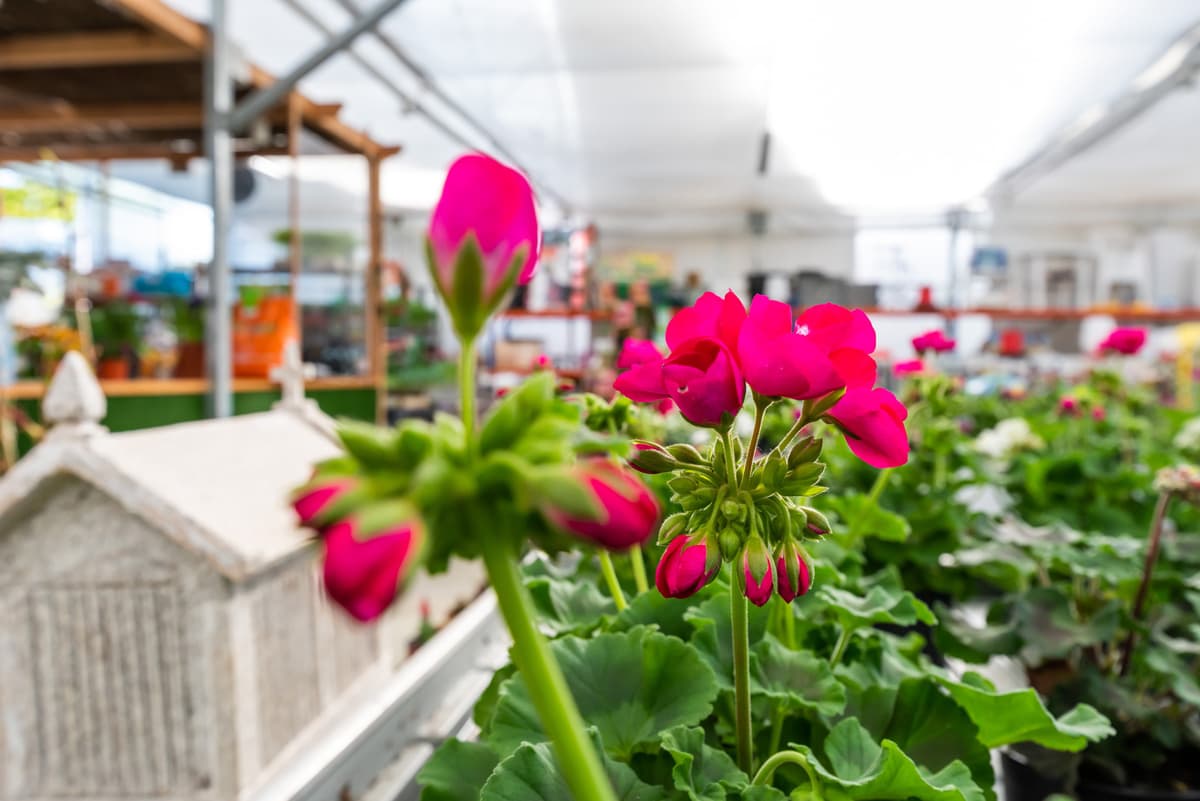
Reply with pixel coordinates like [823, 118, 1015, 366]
[171, 298, 206, 378]
[90, 301, 142, 380]
[937, 465, 1200, 800]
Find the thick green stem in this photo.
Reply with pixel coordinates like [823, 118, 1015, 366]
[459, 343, 477, 444]
[730, 569, 754, 774]
[752, 750, 822, 798]
[629, 544, 649, 594]
[598, 550, 628, 611]
[481, 537, 618, 801]
[742, 400, 768, 486]
[719, 429, 739, 486]
[830, 626, 854, 666]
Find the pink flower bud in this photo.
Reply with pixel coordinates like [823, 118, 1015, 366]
[322, 516, 425, 623]
[427, 154, 539, 340]
[1092, 406, 1107, 421]
[740, 537, 774, 607]
[775, 542, 813, 603]
[1059, 396, 1079, 415]
[546, 460, 661, 550]
[292, 478, 355, 528]
[655, 533, 721, 599]
[826, 387, 910, 469]
[629, 441, 676, 474]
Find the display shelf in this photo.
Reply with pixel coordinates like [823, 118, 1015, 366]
[1, 375, 375, 401]
[861, 306, 1200, 322]
[497, 309, 612, 320]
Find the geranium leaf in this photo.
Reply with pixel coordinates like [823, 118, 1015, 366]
[750, 637, 847, 717]
[932, 603, 1021, 663]
[819, 584, 935, 632]
[527, 574, 615, 636]
[418, 739, 500, 801]
[480, 734, 665, 801]
[488, 628, 720, 760]
[788, 718, 986, 801]
[1014, 588, 1120, 665]
[935, 672, 1114, 750]
[659, 726, 747, 801]
[611, 588, 699, 641]
[828, 493, 912, 542]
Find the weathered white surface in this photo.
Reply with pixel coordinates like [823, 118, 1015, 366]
[41, 351, 106, 433]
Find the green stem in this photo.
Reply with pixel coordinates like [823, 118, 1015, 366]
[742, 399, 768, 486]
[598, 550, 628, 611]
[629, 544, 649, 594]
[459, 343, 477, 444]
[768, 704, 785, 758]
[730, 567, 754, 774]
[752, 750, 822, 798]
[720, 429, 739, 486]
[772, 410, 810, 456]
[783, 599, 797, 649]
[867, 468, 891, 504]
[933, 450, 948, 490]
[481, 537, 618, 801]
[830, 626, 854, 666]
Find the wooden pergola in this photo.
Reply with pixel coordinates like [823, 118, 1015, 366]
[0, 0, 399, 422]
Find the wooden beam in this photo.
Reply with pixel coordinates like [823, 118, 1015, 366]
[0, 142, 290, 164]
[102, 0, 210, 51]
[367, 155, 386, 424]
[0, 30, 196, 70]
[0, 102, 201, 134]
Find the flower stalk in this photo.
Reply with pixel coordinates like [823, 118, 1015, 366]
[629, 544, 649, 594]
[730, 565, 754, 773]
[1118, 489, 1172, 676]
[598, 550, 629, 611]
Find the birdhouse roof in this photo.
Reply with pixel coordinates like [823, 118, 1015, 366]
[0, 409, 341, 581]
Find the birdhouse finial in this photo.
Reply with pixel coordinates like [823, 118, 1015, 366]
[42, 351, 107, 436]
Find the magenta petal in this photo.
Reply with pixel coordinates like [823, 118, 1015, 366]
[828, 388, 910, 469]
[798, 303, 876, 354]
[548, 461, 661, 550]
[617, 338, 664, 369]
[323, 521, 418, 622]
[661, 339, 745, 426]
[428, 153, 540, 293]
[830, 348, 877, 389]
[614, 359, 669, 402]
[665, 291, 746, 353]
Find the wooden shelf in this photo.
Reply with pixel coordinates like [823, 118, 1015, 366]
[497, 309, 612, 320]
[1, 375, 375, 401]
[861, 307, 1200, 323]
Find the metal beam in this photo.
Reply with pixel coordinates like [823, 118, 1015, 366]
[228, 0, 411, 134]
[206, 0, 235, 418]
[989, 19, 1200, 204]
[329, 0, 572, 212]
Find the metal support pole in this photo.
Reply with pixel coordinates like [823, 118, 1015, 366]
[206, 0, 234, 417]
[946, 207, 963, 338]
[229, 0, 411, 134]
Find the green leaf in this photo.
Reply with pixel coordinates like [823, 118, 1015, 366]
[659, 726, 747, 801]
[480, 373, 557, 453]
[337, 420, 398, 467]
[936, 673, 1114, 751]
[480, 736, 665, 801]
[1014, 587, 1120, 665]
[611, 588, 700, 641]
[488, 628, 720, 760]
[750, 638, 847, 717]
[789, 718, 986, 801]
[474, 663, 516, 731]
[828, 493, 911, 542]
[819, 584, 935, 633]
[418, 739, 500, 801]
[527, 574, 616, 636]
[931, 603, 1021, 663]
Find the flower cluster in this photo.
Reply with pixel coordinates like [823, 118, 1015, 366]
[973, 417, 1044, 463]
[1152, 463, 1200, 498]
[911, 329, 956, 354]
[615, 292, 908, 469]
[1098, 327, 1147, 356]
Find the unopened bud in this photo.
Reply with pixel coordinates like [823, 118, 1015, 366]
[629, 441, 677, 474]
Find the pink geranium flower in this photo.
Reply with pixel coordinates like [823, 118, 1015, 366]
[1098, 327, 1147, 356]
[826, 387, 910, 468]
[323, 517, 424, 622]
[912, 329, 956, 354]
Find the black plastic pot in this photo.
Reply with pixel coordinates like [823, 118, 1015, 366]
[1002, 751, 1200, 801]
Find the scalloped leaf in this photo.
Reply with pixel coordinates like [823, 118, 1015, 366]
[488, 628, 720, 760]
[480, 735, 665, 801]
[750, 638, 847, 717]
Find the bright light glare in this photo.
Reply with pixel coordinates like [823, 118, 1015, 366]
[766, 0, 1135, 213]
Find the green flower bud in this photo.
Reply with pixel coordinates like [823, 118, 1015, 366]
[802, 507, 832, 538]
[718, 528, 742, 561]
[629, 442, 678, 474]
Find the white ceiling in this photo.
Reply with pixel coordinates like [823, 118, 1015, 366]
[160, 0, 1200, 234]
